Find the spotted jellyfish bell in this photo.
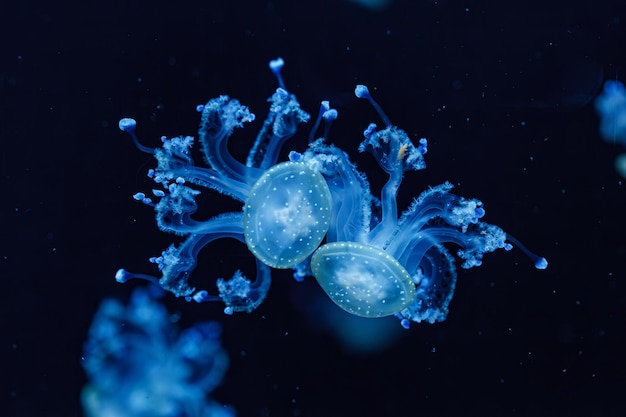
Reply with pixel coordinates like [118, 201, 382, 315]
[243, 160, 332, 269]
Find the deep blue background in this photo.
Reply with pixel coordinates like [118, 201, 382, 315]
[1, 0, 625, 416]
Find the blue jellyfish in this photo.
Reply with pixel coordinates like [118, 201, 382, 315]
[116, 58, 332, 314]
[293, 85, 548, 328]
[595, 80, 626, 177]
[595, 80, 626, 145]
[116, 58, 547, 326]
[81, 286, 234, 417]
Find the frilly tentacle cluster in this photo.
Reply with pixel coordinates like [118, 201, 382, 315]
[116, 59, 546, 327]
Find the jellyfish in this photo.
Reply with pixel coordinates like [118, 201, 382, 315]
[116, 58, 332, 314]
[81, 286, 234, 417]
[595, 80, 626, 178]
[595, 80, 626, 146]
[116, 58, 547, 325]
[294, 85, 548, 328]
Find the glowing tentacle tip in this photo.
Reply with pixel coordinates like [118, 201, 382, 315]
[323, 108, 338, 122]
[118, 118, 136, 134]
[269, 57, 284, 73]
[269, 57, 286, 90]
[354, 84, 370, 99]
[535, 257, 548, 270]
[115, 268, 130, 283]
[354, 84, 391, 127]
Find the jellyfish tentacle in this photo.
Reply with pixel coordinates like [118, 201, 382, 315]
[247, 58, 310, 171]
[198, 96, 256, 184]
[246, 88, 310, 171]
[301, 140, 373, 243]
[116, 58, 331, 314]
[116, 59, 548, 325]
[396, 244, 457, 327]
[118, 118, 156, 154]
[359, 124, 428, 247]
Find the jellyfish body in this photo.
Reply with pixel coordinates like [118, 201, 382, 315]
[595, 80, 626, 146]
[116, 59, 547, 325]
[81, 286, 233, 417]
[244, 161, 331, 268]
[297, 85, 547, 326]
[311, 241, 415, 317]
[116, 59, 332, 314]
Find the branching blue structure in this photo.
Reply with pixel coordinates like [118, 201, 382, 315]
[117, 58, 332, 314]
[293, 85, 547, 327]
[82, 286, 233, 417]
[595, 80, 626, 177]
[116, 58, 547, 327]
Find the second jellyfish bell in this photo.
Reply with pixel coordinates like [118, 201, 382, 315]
[311, 241, 416, 318]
